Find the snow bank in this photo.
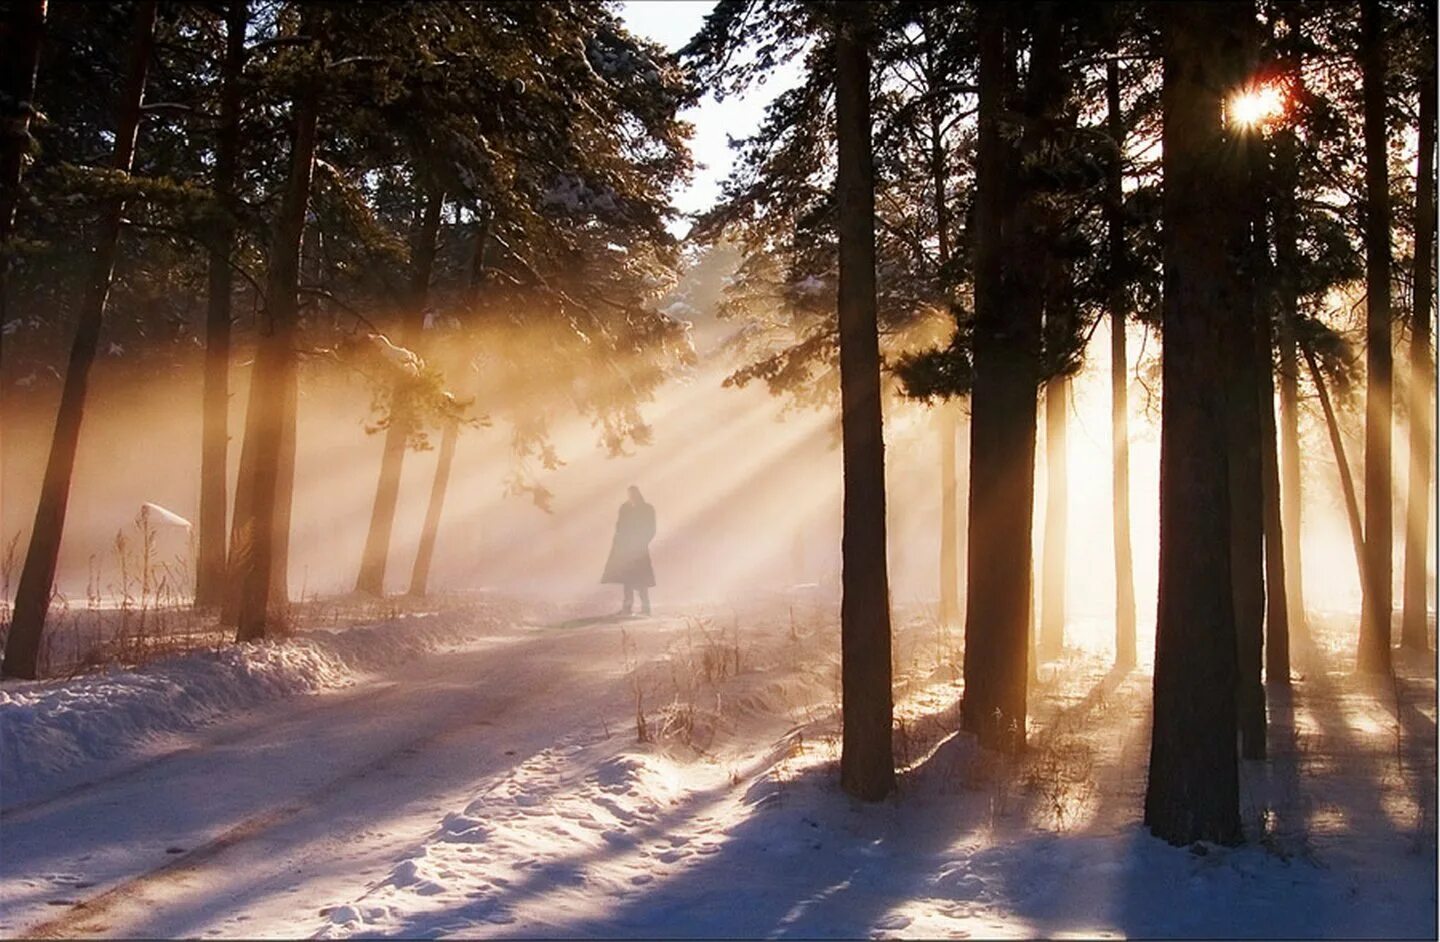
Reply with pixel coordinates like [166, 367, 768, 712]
[0, 606, 508, 808]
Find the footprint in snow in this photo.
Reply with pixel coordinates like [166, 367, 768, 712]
[874, 914, 913, 931]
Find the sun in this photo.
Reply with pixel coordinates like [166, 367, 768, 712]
[1228, 82, 1288, 130]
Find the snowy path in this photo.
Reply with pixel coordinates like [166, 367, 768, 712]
[3, 605, 1435, 939]
[2, 615, 679, 939]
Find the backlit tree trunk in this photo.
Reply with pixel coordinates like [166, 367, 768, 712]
[235, 11, 322, 642]
[2, 0, 157, 680]
[355, 184, 444, 596]
[1402, 5, 1436, 652]
[409, 211, 490, 598]
[1273, 24, 1307, 648]
[196, 0, 248, 608]
[1105, 57, 1137, 669]
[834, 6, 894, 801]
[1145, 0, 1247, 846]
[938, 405, 959, 626]
[1040, 375, 1067, 660]
[1357, 0, 1393, 673]
[1304, 345, 1369, 604]
[963, 2, 1050, 752]
[1231, 110, 1267, 758]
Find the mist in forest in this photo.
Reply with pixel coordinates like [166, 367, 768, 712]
[5, 272, 1425, 650]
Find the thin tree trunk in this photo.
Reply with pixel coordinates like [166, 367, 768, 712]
[2, 0, 157, 680]
[1303, 345, 1369, 605]
[1145, 0, 1247, 847]
[834, 7, 894, 801]
[1261, 324, 1290, 684]
[1252, 149, 1291, 686]
[963, 2, 1048, 752]
[938, 405, 959, 625]
[355, 184, 444, 596]
[924, 20, 960, 630]
[1357, 0, 1393, 673]
[1040, 375, 1067, 660]
[1105, 57, 1136, 670]
[1273, 19, 1308, 648]
[221, 363, 257, 627]
[409, 212, 490, 598]
[270, 363, 297, 607]
[235, 10, 321, 642]
[196, 0, 247, 608]
[1402, 5, 1436, 652]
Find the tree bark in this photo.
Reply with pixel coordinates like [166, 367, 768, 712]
[1040, 375, 1067, 660]
[962, 2, 1048, 752]
[355, 183, 444, 596]
[1273, 11, 1308, 649]
[938, 405, 960, 625]
[2, 0, 156, 680]
[1231, 106, 1268, 759]
[1251, 145, 1291, 686]
[409, 212, 490, 599]
[834, 7, 894, 801]
[1357, 0, 1393, 673]
[1304, 345, 1369, 609]
[235, 10, 321, 642]
[1402, 2, 1436, 652]
[1105, 58, 1137, 671]
[1145, 0, 1247, 846]
[925, 20, 960, 630]
[196, 0, 247, 608]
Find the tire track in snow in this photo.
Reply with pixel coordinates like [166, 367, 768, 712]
[0, 679, 410, 824]
[11, 614, 641, 940]
[18, 685, 528, 940]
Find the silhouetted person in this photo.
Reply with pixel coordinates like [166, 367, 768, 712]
[603, 485, 656, 615]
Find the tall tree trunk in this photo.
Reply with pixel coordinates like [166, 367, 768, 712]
[1357, 0, 1393, 673]
[409, 212, 490, 599]
[0, 0, 46, 562]
[1145, 0, 1247, 847]
[270, 363, 297, 607]
[1402, 4, 1436, 652]
[196, 0, 247, 608]
[1273, 15, 1308, 648]
[355, 184, 444, 596]
[1260, 319, 1290, 685]
[235, 10, 321, 642]
[1231, 106, 1268, 759]
[1252, 147, 1291, 686]
[834, 7, 894, 801]
[924, 22, 960, 629]
[1105, 57, 1137, 670]
[1304, 345, 1369, 605]
[1039, 375, 1067, 660]
[938, 405, 959, 625]
[963, 2, 1049, 752]
[2, 0, 156, 680]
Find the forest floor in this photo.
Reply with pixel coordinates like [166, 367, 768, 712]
[0, 594, 1434, 939]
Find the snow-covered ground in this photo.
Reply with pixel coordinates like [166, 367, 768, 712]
[1, 597, 1434, 939]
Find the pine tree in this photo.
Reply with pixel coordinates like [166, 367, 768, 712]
[1145, 0, 1248, 847]
[3, 0, 158, 679]
[1357, 0, 1394, 674]
[834, 3, 895, 802]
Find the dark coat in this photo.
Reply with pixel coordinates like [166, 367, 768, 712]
[602, 500, 656, 587]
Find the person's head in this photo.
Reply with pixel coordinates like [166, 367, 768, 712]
[627, 485, 643, 504]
